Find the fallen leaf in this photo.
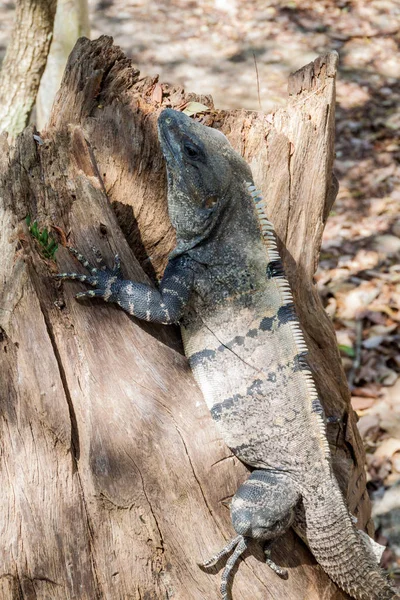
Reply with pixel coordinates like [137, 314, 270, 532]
[380, 369, 399, 386]
[392, 452, 400, 473]
[372, 483, 400, 518]
[374, 438, 400, 460]
[373, 234, 400, 255]
[369, 379, 400, 438]
[152, 82, 163, 104]
[363, 335, 385, 349]
[367, 455, 392, 483]
[369, 324, 398, 336]
[324, 296, 337, 318]
[351, 396, 375, 411]
[339, 344, 355, 358]
[336, 281, 381, 319]
[357, 413, 380, 438]
[352, 384, 381, 398]
[182, 101, 211, 116]
[336, 329, 355, 348]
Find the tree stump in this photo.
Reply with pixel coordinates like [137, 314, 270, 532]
[0, 36, 368, 599]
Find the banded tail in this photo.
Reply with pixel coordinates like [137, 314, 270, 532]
[304, 477, 398, 600]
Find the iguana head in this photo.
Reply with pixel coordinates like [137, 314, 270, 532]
[158, 108, 253, 256]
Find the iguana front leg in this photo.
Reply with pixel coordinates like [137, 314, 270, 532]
[56, 247, 194, 324]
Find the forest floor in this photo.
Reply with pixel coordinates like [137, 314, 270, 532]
[1, 0, 400, 585]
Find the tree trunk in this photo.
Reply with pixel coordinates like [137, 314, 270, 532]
[0, 0, 57, 137]
[0, 36, 368, 599]
[36, 0, 90, 130]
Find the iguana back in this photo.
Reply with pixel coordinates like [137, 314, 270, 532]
[156, 110, 395, 600]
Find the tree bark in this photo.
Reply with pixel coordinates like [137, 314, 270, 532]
[0, 0, 57, 137]
[0, 36, 367, 599]
[36, 0, 90, 130]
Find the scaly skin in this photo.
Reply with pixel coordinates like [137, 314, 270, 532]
[57, 109, 398, 600]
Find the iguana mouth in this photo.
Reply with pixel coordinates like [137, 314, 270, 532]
[158, 125, 176, 164]
[157, 109, 183, 163]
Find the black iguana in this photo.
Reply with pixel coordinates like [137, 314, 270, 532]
[56, 108, 397, 600]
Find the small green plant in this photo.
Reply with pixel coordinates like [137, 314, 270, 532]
[26, 215, 58, 259]
[338, 344, 355, 358]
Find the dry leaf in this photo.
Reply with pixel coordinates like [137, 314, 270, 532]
[374, 438, 400, 460]
[392, 452, 400, 474]
[363, 335, 385, 349]
[182, 101, 211, 116]
[351, 396, 375, 411]
[380, 369, 399, 386]
[352, 384, 381, 398]
[336, 281, 381, 319]
[152, 83, 163, 104]
[357, 413, 380, 438]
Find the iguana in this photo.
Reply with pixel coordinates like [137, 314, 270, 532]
[56, 108, 397, 600]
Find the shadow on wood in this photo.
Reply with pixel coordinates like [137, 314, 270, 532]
[0, 36, 365, 599]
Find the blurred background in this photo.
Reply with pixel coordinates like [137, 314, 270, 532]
[1, 0, 400, 582]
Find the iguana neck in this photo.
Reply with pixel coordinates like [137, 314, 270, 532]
[181, 180, 271, 302]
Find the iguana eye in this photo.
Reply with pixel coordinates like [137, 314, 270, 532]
[183, 141, 200, 160]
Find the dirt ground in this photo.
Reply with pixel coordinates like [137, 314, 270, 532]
[1, 0, 400, 586]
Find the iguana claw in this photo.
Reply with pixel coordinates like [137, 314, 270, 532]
[264, 542, 288, 578]
[55, 246, 123, 302]
[203, 535, 248, 600]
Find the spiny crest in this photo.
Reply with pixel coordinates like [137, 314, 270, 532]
[246, 181, 330, 458]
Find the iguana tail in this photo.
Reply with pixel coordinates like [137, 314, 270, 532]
[304, 477, 398, 600]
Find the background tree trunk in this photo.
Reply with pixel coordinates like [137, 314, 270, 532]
[36, 0, 90, 130]
[0, 0, 57, 137]
[0, 36, 367, 599]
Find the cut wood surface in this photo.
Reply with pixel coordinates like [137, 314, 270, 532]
[0, 36, 368, 599]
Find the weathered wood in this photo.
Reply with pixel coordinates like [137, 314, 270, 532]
[36, 0, 90, 129]
[0, 0, 57, 137]
[0, 36, 367, 599]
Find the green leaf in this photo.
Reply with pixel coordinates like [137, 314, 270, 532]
[40, 228, 49, 245]
[48, 241, 58, 258]
[338, 344, 355, 358]
[26, 218, 58, 260]
[26, 214, 31, 227]
[182, 102, 211, 117]
[31, 221, 39, 238]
